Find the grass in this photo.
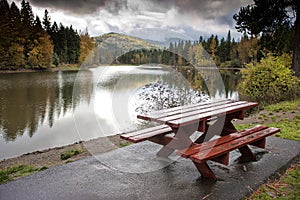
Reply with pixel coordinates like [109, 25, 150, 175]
[235, 118, 300, 142]
[235, 99, 300, 141]
[119, 141, 132, 148]
[264, 100, 300, 112]
[268, 119, 300, 141]
[0, 165, 47, 184]
[60, 148, 84, 160]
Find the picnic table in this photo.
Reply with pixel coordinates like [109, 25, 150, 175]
[121, 99, 280, 180]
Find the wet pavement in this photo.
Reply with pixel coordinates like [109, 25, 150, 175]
[0, 136, 299, 200]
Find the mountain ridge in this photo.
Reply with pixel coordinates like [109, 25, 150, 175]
[94, 32, 163, 52]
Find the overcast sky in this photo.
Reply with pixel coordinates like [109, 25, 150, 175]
[11, 0, 253, 41]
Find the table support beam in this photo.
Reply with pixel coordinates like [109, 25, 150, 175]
[238, 145, 257, 161]
[193, 161, 217, 180]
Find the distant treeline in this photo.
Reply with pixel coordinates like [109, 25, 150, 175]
[0, 0, 94, 70]
[0, 0, 295, 70]
[117, 29, 294, 68]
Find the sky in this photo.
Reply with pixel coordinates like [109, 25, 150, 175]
[11, 0, 254, 42]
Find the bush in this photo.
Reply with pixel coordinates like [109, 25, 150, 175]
[239, 53, 300, 105]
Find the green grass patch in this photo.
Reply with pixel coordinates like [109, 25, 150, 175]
[234, 124, 254, 131]
[235, 119, 300, 142]
[0, 165, 47, 185]
[119, 142, 132, 148]
[267, 119, 300, 141]
[264, 100, 300, 112]
[60, 148, 84, 160]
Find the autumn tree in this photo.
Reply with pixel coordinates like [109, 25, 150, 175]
[79, 31, 95, 65]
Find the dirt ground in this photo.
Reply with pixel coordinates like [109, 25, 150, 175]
[0, 134, 131, 170]
[0, 108, 298, 170]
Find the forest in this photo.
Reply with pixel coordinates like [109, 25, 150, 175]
[0, 0, 94, 70]
[0, 0, 299, 76]
[116, 28, 294, 68]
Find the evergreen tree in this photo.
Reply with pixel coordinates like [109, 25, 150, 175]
[20, 0, 34, 27]
[225, 30, 232, 61]
[42, 9, 51, 34]
[0, 0, 13, 68]
[234, 0, 300, 76]
[218, 37, 226, 63]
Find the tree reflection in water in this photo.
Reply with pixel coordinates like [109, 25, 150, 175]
[0, 71, 93, 142]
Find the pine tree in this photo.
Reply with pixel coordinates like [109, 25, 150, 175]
[225, 30, 232, 61]
[0, 0, 12, 68]
[42, 9, 51, 34]
[20, 0, 34, 27]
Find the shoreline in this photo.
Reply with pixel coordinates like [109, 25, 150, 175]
[0, 65, 80, 74]
[1, 104, 298, 170]
[0, 134, 131, 170]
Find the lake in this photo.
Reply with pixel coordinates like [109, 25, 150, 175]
[0, 65, 240, 160]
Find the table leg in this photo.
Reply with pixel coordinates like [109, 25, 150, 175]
[238, 146, 257, 161]
[195, 112, 242, 143]
[193, 161, 217, 180]
[154, 125, 195, 158]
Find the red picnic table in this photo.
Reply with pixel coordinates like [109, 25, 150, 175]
[121, 99, 280, 180]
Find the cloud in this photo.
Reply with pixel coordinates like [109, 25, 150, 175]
[21, 0, 250, 40]
[29, 0, 128, 15]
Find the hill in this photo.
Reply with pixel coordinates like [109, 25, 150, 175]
[91, 32, 163, 64]
[94, 32, 162, 52]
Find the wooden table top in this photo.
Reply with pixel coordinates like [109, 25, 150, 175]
[137, 99, 258, 128]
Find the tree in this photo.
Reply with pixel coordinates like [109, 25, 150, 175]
[42, 9, 51, 34]
[79, 31, 95, 64]
[28, 33, 53, 68]
[209, 36, 217, 62]
[233, 0, 300, 76]
[20, 0, 34, 27]
[225, 30, 231, 61]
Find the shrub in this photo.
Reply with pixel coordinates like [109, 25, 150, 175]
[239, 53, 300, 105]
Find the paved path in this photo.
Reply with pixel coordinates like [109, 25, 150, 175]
[0, 137, 299, 200]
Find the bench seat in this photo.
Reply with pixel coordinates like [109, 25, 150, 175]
[120, 125, 173, 143]
[177, 125, 280, 179]
[178, 125, 280, 162]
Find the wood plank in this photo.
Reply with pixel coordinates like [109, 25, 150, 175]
[137, 99, 231, 121]
[190, 127, 280, 163]
[177, 125, 268, 158]
[120, 125, 171, 139]
[155, 101, 248, 123]
[145, 99, 233, 120]
[168, 102, 258, 128]
[129, 127, 173, 143]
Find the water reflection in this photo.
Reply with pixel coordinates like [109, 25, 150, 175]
[0, 71, 93, 142]
[0, 66, 240, 160]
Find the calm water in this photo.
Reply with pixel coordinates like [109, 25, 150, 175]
[0, 65, 240, 160]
